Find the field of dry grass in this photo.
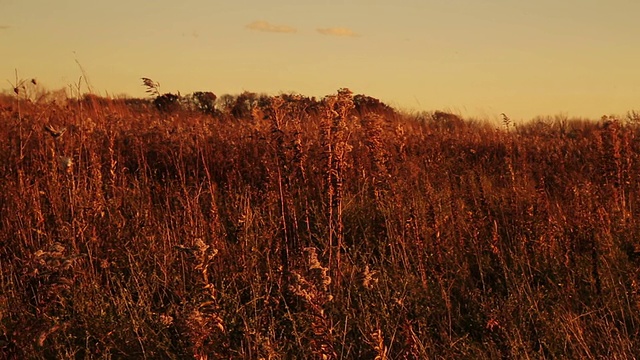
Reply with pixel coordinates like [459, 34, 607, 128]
[1, 88, 640, 359]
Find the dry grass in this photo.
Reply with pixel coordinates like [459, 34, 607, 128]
[1, 90, 640, 359]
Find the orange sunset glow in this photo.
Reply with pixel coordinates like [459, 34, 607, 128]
[2, 0, 638, 120]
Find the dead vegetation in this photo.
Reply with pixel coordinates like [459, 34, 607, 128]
[1, 88, 640, 358]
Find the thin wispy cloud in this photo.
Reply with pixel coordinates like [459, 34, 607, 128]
[317, 27, 359, 37]
[0, 25, 10, 30]
[246, 21, 297, 34]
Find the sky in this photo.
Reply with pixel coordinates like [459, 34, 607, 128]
[1, 0, 639, 121]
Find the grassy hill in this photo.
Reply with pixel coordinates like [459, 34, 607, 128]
[1, 88, 640, 358]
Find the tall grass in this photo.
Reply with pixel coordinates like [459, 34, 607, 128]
[1, 91, 640, 359]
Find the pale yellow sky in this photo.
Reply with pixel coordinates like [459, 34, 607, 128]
[1, 0, 639, 120]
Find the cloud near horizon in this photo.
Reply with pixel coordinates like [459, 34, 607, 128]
[316, 27, 359, 37]
[246, 21, 297, 34]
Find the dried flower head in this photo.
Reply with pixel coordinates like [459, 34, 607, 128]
[362, 265, 379, 289]
[58, 156, 72, 172]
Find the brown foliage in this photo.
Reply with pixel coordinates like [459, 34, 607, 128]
[1, 90, 640, 358]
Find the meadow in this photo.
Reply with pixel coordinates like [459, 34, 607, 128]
[1, 85, 640, 359]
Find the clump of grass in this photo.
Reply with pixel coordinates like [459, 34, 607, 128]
[320, 88, 354, 285]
